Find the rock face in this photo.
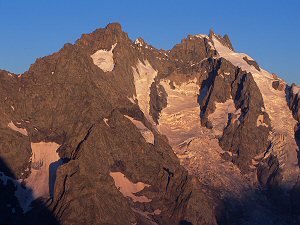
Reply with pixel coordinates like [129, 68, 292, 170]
[287, 84, 300, 121]
[272, 79, 286, 91]
[243, 56, 261, 71]
[0, 23, 299, 225]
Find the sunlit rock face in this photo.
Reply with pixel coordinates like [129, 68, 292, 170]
[0, 23, 299, 225]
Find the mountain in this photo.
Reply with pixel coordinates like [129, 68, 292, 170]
[0, 23, 299, 225]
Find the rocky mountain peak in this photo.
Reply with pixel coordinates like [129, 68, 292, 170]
[105, 22, 123, 32]
[209, 29, 234, 51]
[0, 23, 300, 225]
[134, 37, 147, 47]
[75, 22, 130, 53]
[209, 28, 215, 38]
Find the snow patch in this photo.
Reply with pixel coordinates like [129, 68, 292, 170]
[207, 41, 215, 50]
[103, 118, 110, 127]
[151, 209, 161, 215]
[134, 39, 143, 47]
[208, 99, 237, 136]
[27, 142, 61, 198]
[256, 114, 269, 127]
[110, 172, 151, 203]
[91, 43, 117, 72]
[124, 115, 154, 144]
[127, 96, 136, 104]
[8, 121, 28, 136]
[0, 142, 61, 212]
[194, 34, 209, 39]
[231, 109, 242, 125]
[21, 142, 61, 211]
[132, 60, 158, 123]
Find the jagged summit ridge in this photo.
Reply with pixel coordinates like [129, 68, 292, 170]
[0, 23, 300, 225]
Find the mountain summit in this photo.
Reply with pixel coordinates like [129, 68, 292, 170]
[1, 23, 300, 225]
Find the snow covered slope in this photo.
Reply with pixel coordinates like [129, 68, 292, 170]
[157, 78, 250, 199]
[212, 35, 299, 188]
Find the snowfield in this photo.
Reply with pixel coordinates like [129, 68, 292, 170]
[157, 78, 250, 199]
[8, 121, 28, 136]
[110, 171, 151, 203]
[91, 43, 117, 72]
[132, 60, 158, 124]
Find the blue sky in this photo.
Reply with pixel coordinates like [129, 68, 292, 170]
[0, 0, 299, 84]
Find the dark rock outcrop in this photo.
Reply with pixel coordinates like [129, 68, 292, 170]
[286, 84, 300, 121]
[257, 153, 282, 188]
[272, 80, 285, 91]
[149, 82, 168, 124]
[220, 69, 271, 171]
[242, 56, 261, 71]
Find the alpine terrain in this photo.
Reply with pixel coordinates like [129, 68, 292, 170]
[1, 23, 300, 225]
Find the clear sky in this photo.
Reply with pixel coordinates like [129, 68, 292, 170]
[0, 0, 299, 84]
